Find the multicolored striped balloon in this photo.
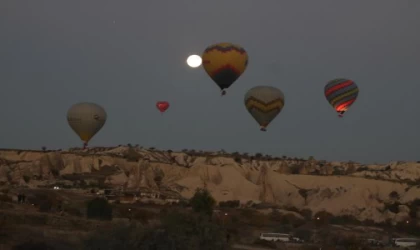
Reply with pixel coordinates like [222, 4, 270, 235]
[202, 42, 248, 96]
[244, 86, 285, 131]
[324, 78, 359, 117]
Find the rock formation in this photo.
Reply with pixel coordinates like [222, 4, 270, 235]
[1, 146, 420, 224]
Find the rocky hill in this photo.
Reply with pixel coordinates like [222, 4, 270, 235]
[1, 146, 420, 224]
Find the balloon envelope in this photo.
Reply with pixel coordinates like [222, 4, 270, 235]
[156, 101, 170, 113]
[244, 86, 285, 131]
[67, 102, 107, 144]
[201, 42, 248, 93]
[324, 78, 359, 117]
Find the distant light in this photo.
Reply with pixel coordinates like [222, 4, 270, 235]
[186, 55, 202, 68]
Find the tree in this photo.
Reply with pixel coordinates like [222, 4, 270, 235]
[160, 211, 227, 249]
[124, 148, 141, 162]
[294, 229, 313, 242]
[189, 188, 216, 217]
[86, 198, 112, 220]
[314, 211, 333, 226]
[389, 191, 400, 200]
[84, 211, 228, 250]
[154, 175, 163, 186]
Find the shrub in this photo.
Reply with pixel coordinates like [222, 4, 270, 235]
[50, 169, 59, 177]
[290, 164, 301, 174]
[38, 199, 53, 213]
[300, 209, 313, 221]
[356, 166, 368, 171]
[384, 202, 400, 213]
[294, 229, 313, 242]
[332, 167, 345, 175]
[86, 198, 112, 220]
[178, 199, 189, 207]
[253, 239, 277, 249]
[330, 215, 361, 225]
[233, 156, 241, 164]
[64, 206, 83, 217]
[389, 191, 400, 200]
[12, 240, 55, 250]
[409, 199, 420, 218]
[253, 202, 276, 209]
[270, 209, 284, 222]
[154, 175, 163, 186]
[131, 209, 158, 224]
[239, 209, 269, 227]
[276, 225, 292, 233]
[300, 245, 321, 250]
[412, 199, 420, 206]
[314, 211, 333, 225]
[84, 211, 228, 250]
[280, 213, 305, 227]
[23, 175, 31, 183]
[0, 194, 12, 202]
[124, 148, 141, 162]
[363, 219, 376, 226]
[336, 236, 364, 248]
[395, 220, 420, 236]
[219, 200, 240, 208]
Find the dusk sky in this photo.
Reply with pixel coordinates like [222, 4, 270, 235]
[1, 1, 419, 164]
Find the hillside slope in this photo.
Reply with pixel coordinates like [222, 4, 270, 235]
[1, 146, 420, 223]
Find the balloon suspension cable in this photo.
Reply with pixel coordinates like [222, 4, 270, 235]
[221, 90, 226, 96]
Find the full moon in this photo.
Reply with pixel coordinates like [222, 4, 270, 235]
[186, 55, 202, 68]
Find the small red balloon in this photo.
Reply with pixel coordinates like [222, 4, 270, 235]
[156, 101, 170, 113]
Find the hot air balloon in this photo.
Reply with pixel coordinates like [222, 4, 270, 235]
[156, 101, 170, 114]
[67, 102, 107, 149]
[244, 86, 285, 131]
[324, 78, 359, 117]
[202, 42, 248, 96]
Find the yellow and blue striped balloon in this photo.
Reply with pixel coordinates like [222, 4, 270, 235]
[244, 86, 285, 131]
[202, 42, 248, 95]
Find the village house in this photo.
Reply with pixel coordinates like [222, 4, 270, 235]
[139, 191, 160, 199]
[118, 194, 137, 204]
[164, 197, 180, 204]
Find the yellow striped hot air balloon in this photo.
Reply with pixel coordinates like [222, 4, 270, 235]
[202, 42, 248, 96]
[67, 102, 107, 148]
[244, 86, 285, 131]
